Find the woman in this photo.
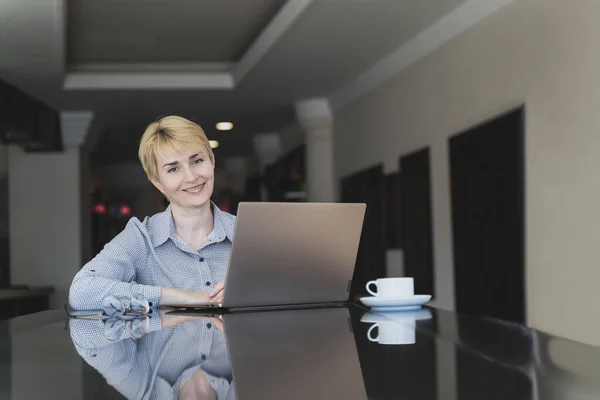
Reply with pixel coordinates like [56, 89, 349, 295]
[69, 116, 235, 310]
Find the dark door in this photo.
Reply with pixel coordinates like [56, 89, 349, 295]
[384, 173, 402, 249]
[399, 148, 435, 298]
[341, 164, 386, 298]
[450, 106, 525, 323]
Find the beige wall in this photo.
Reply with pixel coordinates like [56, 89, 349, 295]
[334, 0, 600, 346]
[80, 149, 92, 264]
[9, 146, 87, 308]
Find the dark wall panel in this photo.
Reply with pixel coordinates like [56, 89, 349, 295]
[450, 106, 525, 323]
[399, 148, 435, 297]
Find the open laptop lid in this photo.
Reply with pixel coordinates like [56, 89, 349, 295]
[222, 307, 367, 400]
[222, 202, 366, 309]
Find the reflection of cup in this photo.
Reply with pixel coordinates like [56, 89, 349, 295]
[367, 322, 416, 345]
[366, 277, 414, 298]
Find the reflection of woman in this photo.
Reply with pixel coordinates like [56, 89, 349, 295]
[69, 116, 235, 310]
[69, 311, 235, 400]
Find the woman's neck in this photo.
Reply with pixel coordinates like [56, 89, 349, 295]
[170, 202, 214, 250]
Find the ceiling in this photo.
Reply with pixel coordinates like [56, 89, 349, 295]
[0, 0, 468, 165]
[67, 0, 287, 65]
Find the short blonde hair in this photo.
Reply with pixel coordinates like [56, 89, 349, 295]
[138, 116, 215, 180]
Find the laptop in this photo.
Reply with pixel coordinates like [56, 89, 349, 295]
[185, 202, 366, 311]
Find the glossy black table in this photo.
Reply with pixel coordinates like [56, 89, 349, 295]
[0, 304, 599, 399]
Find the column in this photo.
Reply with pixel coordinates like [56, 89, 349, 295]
[8, 111, 93, 307]
[252, 133, 281, 201]
[295, 98, 335, 202]
[0, 145, 8, 287]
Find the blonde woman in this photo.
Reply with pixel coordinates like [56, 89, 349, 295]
[69, 116, 234, 310]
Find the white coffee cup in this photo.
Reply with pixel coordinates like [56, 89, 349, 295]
[367, 322, 416, 345]
[365, 277, 414, 298]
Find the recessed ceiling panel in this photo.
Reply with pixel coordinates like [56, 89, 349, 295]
[66, 0, 287, 65]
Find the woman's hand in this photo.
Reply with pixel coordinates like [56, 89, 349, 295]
[209, 282, 225, 303]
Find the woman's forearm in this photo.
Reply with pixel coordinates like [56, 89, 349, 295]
[69, 274, 161, 311]
[159, 288, 211, 307]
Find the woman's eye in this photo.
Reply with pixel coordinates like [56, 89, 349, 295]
[167, 167, 178, 173]
[193, 158, 203, 165]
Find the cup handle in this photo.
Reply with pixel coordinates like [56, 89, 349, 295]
[367, 324, 379, 342]
[366, 281, 378, 296]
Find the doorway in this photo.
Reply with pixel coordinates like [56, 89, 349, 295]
[341, 164, 386, 298]
[449, 106, 525, 323]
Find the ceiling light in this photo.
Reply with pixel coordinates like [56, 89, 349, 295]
[209, 140, 219, 149]
[216, 122, 233, 131]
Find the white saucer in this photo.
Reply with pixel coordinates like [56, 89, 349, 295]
[360, 308, 432, 324]
[359, 294, 432, 310]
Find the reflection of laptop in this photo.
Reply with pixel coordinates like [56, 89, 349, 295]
[222, 307, 368, 400]
[191, 202, 366, 311]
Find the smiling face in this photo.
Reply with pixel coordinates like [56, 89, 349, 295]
[150, 146, 215, 210]
[138, 116, 216, 210]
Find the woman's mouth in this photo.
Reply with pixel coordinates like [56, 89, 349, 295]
[183, 183, 206, 193]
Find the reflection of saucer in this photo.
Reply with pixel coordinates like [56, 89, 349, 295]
[359, 295, 431, 311]
[367, 305, 421, 312]
[360, 309, 432, 324]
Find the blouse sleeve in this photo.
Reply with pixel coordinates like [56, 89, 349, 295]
[69, 219, 162, 310]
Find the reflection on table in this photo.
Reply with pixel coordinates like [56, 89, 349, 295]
[1, 304, 600, 399]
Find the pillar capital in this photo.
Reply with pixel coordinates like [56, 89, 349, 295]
[295, 98, 333, 133]
[61, 111, 94, 147]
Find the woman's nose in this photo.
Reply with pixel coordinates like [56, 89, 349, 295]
[183, 167, 196, 182]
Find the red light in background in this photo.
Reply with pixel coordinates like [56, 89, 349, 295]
[120, 205, 131, 216]
[219, 203, 230, 213]
[93, 203, 107, 214]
